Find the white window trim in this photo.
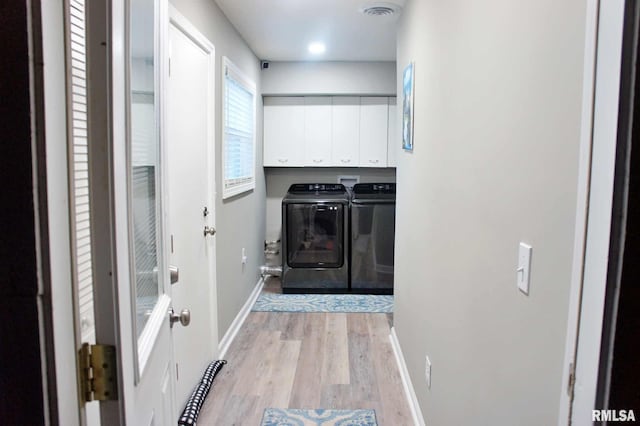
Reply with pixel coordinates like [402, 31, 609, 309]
[222, 56, 256, 199]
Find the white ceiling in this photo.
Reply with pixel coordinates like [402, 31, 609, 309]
[214, 0, 405, 62]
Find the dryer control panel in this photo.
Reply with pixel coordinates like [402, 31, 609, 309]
[288, 183, 346, 193]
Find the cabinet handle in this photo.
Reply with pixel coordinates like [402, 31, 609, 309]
[313, 159, 323, 163]
[340, 159, 351, 163]
[277, 158, 289, 163]
[369, 159, 379, 164]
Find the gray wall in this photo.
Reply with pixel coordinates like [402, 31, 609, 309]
[262, 61, 396, 95]
[265, 168, 395, 244]
[394, 0, 587, 424]
[170, 0, 266, 340]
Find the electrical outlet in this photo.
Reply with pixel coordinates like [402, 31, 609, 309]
[241, 248, 247, 265]
[425, 356, 432, 389]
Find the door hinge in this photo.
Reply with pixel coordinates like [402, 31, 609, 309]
[79, 343, 118, 402]
[567, 362, 576, 400]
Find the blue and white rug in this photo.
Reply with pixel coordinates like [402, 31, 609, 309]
[252, 294, 393, 313]
[261, 408, 377, 426]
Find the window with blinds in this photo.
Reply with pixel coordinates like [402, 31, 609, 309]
[223, 57, 256, 199]
[68, 0, 96, 344]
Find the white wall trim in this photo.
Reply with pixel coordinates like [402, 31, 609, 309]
[389, 327, 426, 426]
[218, 277, 264, 359]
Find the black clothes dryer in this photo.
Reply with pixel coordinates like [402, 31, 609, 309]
[281, 184, 350, 293]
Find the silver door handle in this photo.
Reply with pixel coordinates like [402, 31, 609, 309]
[204, 226, 216, 236]
[168, 308, 191, 328]
[169, 265, 179, 285]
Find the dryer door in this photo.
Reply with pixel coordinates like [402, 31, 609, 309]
[286, 203, 344, 268]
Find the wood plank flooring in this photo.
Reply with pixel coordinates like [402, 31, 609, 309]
[197, 280, 412, 425]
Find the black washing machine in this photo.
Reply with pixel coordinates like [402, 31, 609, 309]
[281, 184, 350, 293]
[350, 183, 396, 294]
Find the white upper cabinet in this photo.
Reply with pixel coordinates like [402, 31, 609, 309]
[359, 97, 389, 167]
[331, 97, 360, 166]
[304, 97, 332, 166]
[263, 96, 395, 168]
[263, 97, 305, 166]
[387, 97, 398, 168]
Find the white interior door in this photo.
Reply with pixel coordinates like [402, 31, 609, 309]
[115, 0, 176, 424]
[167, 7, 218, 411]
[80, 0, 179, 423]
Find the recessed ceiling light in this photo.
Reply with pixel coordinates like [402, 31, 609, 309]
[308, 42, 326, 54]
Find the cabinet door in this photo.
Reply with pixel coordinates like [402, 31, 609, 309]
[263, 97, 305, 166]
[304, 97, 332, 166]
[331, 97, 360, 167]
[387, 97, 398, 168]
[359, 97, 389, 167]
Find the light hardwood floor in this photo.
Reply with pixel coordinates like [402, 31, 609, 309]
[197, 280, 412, 425]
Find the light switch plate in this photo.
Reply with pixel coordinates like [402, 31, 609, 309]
[425, 356, 432, 389]
[517, 242, 532, 295]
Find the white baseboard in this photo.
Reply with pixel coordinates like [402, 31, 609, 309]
[389, 326, 426, 426]
[218, 277, 265, 359]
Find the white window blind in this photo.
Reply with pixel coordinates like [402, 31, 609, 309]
[68, 0, 95, 343]
[223, 57, 256, 198]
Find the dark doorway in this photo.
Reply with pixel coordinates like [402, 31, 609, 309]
[0, 1, 50, 424]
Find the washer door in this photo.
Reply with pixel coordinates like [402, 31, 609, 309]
[351, 202, 395, 289]
[286, 203, 344, 268]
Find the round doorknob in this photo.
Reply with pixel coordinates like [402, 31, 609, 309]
[204, 226, 216, 237]
[168, 308, 191, 328]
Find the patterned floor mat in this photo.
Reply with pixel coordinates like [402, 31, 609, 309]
[260, 408, 377, 426]
[252, 293, 393, 313]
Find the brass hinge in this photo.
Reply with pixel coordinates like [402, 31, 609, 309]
[79, 343, 118, 402]
[567, 362, 576, 400]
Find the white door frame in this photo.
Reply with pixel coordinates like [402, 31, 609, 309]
[84, 0, 130, 423]
[42, 0, 129, 423]
[558, 0, 626, 424]
[41, 0, 83, 424]
[43, 0, 140, 423]
[572, 1, 626, 423]
[557, 0, 600, 423]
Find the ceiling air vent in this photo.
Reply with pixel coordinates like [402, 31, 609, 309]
[360, 2, 402, 17]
